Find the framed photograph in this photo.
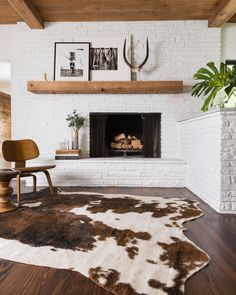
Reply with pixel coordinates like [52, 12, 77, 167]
[88, 36, 131, 81]
[54, 42, 90, 81]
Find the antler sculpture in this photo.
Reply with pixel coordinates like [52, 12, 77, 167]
[123, 38, 149, 74]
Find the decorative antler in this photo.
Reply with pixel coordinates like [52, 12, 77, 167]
[123, 38, 149, 73]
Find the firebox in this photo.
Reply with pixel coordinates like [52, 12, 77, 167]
[90, 113, 161, 158]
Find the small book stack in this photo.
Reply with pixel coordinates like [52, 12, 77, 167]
[55, 149, 81, 160]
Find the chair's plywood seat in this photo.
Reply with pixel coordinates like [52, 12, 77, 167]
[15, 165, 56, 173]
[2, 139, 56, 203]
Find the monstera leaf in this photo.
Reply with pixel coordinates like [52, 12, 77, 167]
[192, 62, 236, 112]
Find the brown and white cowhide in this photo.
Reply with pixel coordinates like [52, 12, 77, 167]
[0, 191, 209, 295]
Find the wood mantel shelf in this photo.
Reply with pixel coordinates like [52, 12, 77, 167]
[27, 81, 183, 94]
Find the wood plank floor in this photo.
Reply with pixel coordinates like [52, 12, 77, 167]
[0, 187, 236, 295]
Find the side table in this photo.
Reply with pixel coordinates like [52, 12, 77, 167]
[0, 169, 19, 213]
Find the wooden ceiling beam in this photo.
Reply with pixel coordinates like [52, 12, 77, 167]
[7, 0, 44, 29]
[208, 0, 236, 27]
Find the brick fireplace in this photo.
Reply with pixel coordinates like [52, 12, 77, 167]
[12, 21, 220, 159]
[13, 21, 235, 213]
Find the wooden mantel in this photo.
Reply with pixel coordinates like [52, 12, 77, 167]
[27, 81, 183, 94]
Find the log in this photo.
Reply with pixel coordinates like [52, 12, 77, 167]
[121, 144, 133, 150]
[111, 142, 122, 150]
[131, 139, 143, 150]
[111, 133, 143, 151]
[117, 138, 131, 144]
[114, 133, 126, 142]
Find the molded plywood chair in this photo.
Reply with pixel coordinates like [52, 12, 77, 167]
[2, 139, 56, 203]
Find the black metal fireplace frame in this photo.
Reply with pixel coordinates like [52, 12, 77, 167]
[89, 112, 161, 158]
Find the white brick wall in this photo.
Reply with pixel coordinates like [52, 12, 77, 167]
[220, 111, 236, 212]
[12, 21, 221, 159]
[27, 158, 186, 187]
[221, 24, 236, 61]
[11, 20, 225, 192]
[178, 111, 222, 212]
[178, 109, 236, 213]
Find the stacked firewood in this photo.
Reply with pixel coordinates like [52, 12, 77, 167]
[110, 133, 143, 150]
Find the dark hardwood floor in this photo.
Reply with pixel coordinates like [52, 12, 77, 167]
[0, 187, 236, 295]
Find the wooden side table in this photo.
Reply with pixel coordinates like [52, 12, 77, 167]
[0, 169, 19, 213]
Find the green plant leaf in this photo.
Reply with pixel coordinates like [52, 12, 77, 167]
[192, 83, 205, 96]
[220, 62, 226, 74]
[225, 84, 233, 96]
[192, 62, 236, 112]
[207, 62, 219, 75]
[193, 73, 211, 80]
[66, 110, 85, 130]
[197, 68, 215, 78]
[201, 88, 218, 112]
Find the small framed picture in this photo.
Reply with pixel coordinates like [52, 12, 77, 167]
[88, 35, 131, 81]
[54, 42, 90, 81]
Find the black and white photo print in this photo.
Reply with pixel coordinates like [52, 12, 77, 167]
[90, 48, 118, 70]
[88, 36, 131, 81]
[54, 42, 90, 81]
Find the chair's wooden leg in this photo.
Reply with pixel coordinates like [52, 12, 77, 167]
[32, 175, 37, 193]
[16, 174, 21, 203]
[43, 170, 55, 195]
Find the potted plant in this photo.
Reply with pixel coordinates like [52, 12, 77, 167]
[66, 110, 85, 150]
[192, 62, 236, 112]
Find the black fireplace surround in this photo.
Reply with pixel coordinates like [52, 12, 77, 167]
[90, 112, 161, 158]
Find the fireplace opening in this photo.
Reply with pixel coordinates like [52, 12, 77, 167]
[106, 114, 144, 157]
[90, 112, 161, 158]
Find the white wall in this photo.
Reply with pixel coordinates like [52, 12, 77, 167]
[178, 109, 236, 213]
[0, 62, 11, 94]
[178, 111, 222, 212]
[0, 25, 16, 166]
[0, 25, 17, 94]
[222, 24, 236, 61]
[0, 25, 17, 61]
[12, 21, 220, 158]
[29, 158, 186, 187]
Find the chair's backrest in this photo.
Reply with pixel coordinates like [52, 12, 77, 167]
[2, 139, 40, 168]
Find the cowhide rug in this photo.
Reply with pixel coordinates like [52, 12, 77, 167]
[0, 191, 209, 295]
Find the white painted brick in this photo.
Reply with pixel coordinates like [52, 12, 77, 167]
[12, 21, 220, 160]
[231, 202, 236, 211]
[26, 158, 186, 187]
[14, 21, 236, 211]
[179, 109, 236, 213]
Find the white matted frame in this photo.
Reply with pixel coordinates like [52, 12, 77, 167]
[88, 35, 131, 81]
[54, 42, 90, 81]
